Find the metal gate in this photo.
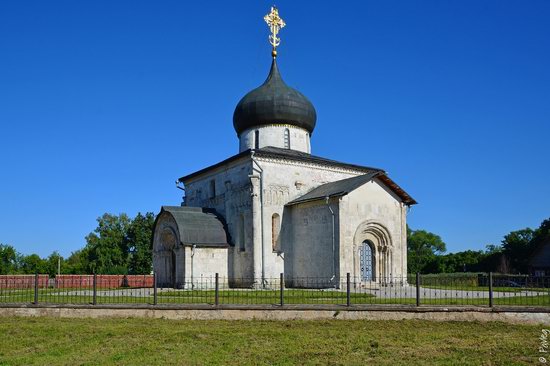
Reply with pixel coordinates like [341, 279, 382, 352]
[360, 241, 374, 281]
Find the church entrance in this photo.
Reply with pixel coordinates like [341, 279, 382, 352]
[359, 240, 375, 281]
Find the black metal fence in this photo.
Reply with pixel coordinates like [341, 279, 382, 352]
[0, 273, 549, 307]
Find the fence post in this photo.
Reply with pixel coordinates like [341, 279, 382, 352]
[280, 273, 284, 307]
[92, 273, 97, 305]
[215, 273, 219, 306]
[33, 273, 39, 305]
[346, 273, 351, 307]
[488, 272, 493, 308]
[153, 272, 158, 306]
[416, 272, 420, 307]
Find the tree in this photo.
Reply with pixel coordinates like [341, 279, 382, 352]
[19, 254, 46, 274]
[407, 228, 446, 273]
[44, 251, 63, 277]
[0, 244, 19, 274]
[126, 212, 155, 274]
[500, 228, 535, 273]
[64, 249, 88, 274]
[82, 212, 155, 274]
[84, 213, 131, 274]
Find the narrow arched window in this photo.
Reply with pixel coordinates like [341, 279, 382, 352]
[283, 128, 290, 149]
[254, 130, 259, 150]
[209, 180, 216, 198]
[239, 214, 245, 251]
[272, 213, 281, 252]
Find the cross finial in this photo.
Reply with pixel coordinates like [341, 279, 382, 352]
[264, 6, 286, 58]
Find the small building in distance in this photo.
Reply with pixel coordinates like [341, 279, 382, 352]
[528, 238, 550, 277]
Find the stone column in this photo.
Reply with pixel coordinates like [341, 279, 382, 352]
[401, 204, 408, 279]
[174, 246, 185, 289]
[250, 175, 262, 283]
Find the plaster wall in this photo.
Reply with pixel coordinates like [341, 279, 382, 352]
[183, 246, 228, 288]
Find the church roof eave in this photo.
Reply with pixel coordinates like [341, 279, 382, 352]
[177, 146, 384, 183]
[156, 206, 232, 247]
[286, 172, 417, 206]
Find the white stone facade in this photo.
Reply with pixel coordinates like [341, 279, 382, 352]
[152, 54, 415, 289]
[153, 149, 413, 288]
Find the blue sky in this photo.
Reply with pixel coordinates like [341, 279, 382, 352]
[0, 1, 549, 257]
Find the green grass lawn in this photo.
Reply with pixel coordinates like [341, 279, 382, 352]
[0, 317, 542, 365]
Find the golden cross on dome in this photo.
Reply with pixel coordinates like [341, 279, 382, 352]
[264, 6, 286, 58]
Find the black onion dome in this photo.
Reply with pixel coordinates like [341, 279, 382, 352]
[233, 59, 317, 135]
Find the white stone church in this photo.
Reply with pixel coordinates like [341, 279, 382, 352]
[152, 9, 416, 288]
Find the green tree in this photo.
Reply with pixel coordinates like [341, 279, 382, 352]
[500, 228, 534, 273]
[0, 244, 19, 274]
[19, 253, 46, 274]
[82, 212, 155, 274]
[407, 228, 446, 273]
[126, 212, 155, 274]
[43, 251, 64, 277]
[84, 213, 131, 274]
[64, 249, 88, 274]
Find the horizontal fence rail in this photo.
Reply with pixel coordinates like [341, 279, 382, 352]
[0, 273, 548, 308]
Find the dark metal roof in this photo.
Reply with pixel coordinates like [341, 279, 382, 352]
[287, 172, 383, 205]
[253, 147, 384, 173]
[176, 146, 416, 205]
[178, 149, 251, 182]
[233, 58, 317, 135]
[177, 146, 382, 182]
[158, 206, 231, 247]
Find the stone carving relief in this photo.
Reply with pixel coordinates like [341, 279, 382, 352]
[264, 184, 290, 206]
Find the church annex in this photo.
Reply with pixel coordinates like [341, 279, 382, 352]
[152, 7, 417, 288]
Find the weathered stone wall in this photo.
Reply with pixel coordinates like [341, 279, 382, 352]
[184, 158, 254, 281]
[340, 178, 408, 281]
[287, 199, 339, 287]
[2, 306, 549, 325]
[178, 153, 408, 287]
[255, 157, 364, 280]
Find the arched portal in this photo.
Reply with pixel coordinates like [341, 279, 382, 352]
[159, 227, 177, 287]
[353, 221, 392, 283]
[359, 240, 375, 281]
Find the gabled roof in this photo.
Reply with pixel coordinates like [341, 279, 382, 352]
[254, 146, 384, 173]
[178, 146, 382, 182]
[287, 172, 417, 206]
[158, 206, 231, 247]
[177, 146, 416, 205]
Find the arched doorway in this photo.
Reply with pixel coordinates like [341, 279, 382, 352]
[353, 221, 392, 283]
[159, 227, 177, 287]
[359, 240, 375, 281]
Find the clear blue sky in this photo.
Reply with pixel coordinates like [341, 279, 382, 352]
[1, 1, 549, 257]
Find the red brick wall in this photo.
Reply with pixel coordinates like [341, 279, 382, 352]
[0, 275, 49, 288]
[55, 275, 153, 289]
